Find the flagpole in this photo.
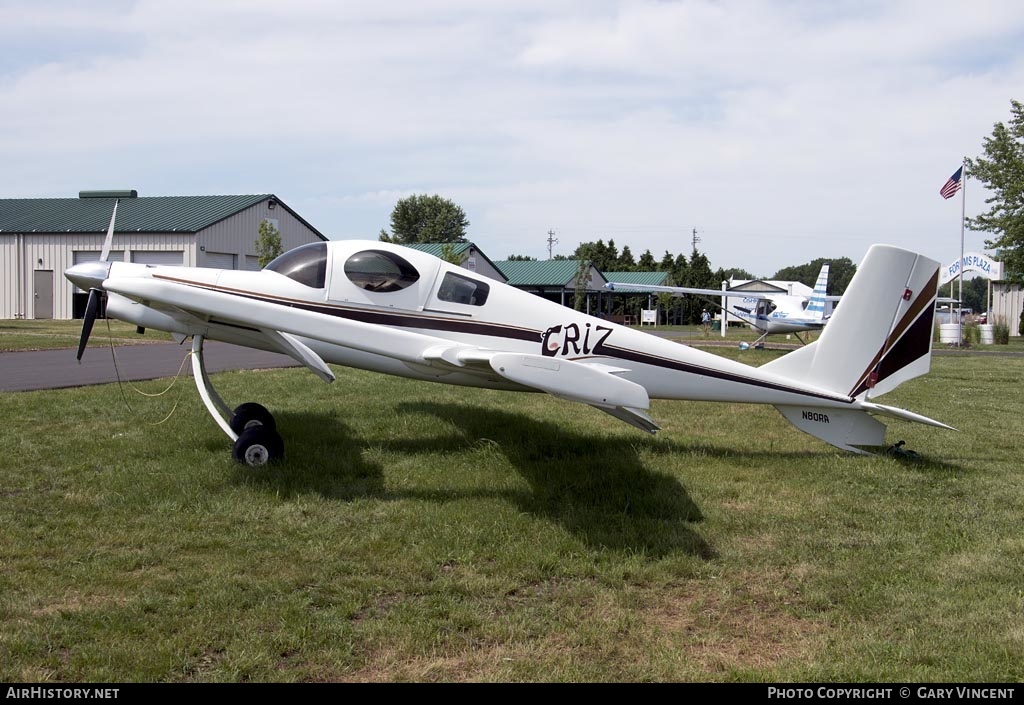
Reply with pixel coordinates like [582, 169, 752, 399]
[959, 156, 967, 346]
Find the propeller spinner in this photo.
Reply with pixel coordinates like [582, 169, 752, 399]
[65, 199, 119, 361]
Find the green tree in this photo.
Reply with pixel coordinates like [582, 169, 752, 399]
[617, 245, 636, 271]
[686, 249, 717, 323]
[656, 291, 675, 324]
[671, 253, 690, 288]
[772, 257, 856, 296]
[688, 249, 716, 289]
[255, 219, 283, 268]
[637, 249, 657, 270]
[439, 243, 463, 265]
[606, 239, 619, 265]
[379, 194, 469, 243]
[715, 267, 755, 282]
[505, 254, 537, 261]
[573, 240, 618, 271]
[966, 100, 1024, 282]
[959, 275, 990, 314]
[573, 258, 590, 311]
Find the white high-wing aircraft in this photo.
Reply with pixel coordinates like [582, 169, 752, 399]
[65, 209, 951, 466]
[607, 263, 835, 346]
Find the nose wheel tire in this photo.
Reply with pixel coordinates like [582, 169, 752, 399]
[232, 426, 285, 466]
[191, 335, 286, 465]
[230, 402, 277, 434]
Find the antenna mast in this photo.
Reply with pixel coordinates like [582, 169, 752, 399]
[547, 229, 559, 259]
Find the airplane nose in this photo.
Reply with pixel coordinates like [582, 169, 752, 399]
[64, 260, 112, 291]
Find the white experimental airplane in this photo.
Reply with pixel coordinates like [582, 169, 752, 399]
[65, 205, 951, 466]
[607, 263, 835, 346]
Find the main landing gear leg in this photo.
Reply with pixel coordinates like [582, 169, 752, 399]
[190, 335, 284, 466]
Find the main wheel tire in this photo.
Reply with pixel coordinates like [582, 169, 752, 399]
[232, 427, 284, 466]
[230, 402, 276, 434]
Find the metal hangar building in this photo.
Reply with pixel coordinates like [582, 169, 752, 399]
[1, 190, 326, 320]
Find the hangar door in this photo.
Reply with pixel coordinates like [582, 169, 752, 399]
[203, 252, 236, 270]
[131, 251, 183, 266]
[71, 250, 124, 318]
[34, 271, 53, 319]
[73, 249, 125, 274]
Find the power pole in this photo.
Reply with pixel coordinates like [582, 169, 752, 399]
[691, 227, 701, 251]
[547, 229, 558, 259]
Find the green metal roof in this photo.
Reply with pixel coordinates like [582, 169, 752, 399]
[496, 259, 588, 287]
[0, 193, 326, 239]
[402, 242, 508, 282]
[603, 271, 670, 292]
[402, 242, 473, 258]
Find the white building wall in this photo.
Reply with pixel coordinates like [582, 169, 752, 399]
[461, 247, 507, 283]
[567, 265, 608, 291]
[2, 199, 324, 320]
[123, 232, 196, 266]
[1, 235, 21, 318]
[993, 282, 1023, 336]
[197, 201, 323, 268]
[6, 232, 194, 320]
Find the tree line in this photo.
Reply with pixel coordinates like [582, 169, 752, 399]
[373, 193, 857, 321]
[375, 94, 1024, 319]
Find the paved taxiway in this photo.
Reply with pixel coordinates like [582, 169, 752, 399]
[0, 341, 298, 392]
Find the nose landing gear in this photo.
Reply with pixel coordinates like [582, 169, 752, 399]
[191, 335, 284, 466]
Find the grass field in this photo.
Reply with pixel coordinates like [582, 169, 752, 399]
[1, 327, 1023, 681]
[0, 320, 172, 352]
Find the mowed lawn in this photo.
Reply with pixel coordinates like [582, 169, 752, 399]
[0, 319, 173, 352]
[0, 347, 1022, 682]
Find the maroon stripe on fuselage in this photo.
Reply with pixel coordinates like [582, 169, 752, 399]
[598, 344, 852, 404]
[153, 275, 541, 342]
[160, 276, 852, 405]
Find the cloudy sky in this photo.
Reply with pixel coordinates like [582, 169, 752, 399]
[2, 0, 1022, 276]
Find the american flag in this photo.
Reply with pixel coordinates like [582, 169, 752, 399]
[940, 166, 963, 199]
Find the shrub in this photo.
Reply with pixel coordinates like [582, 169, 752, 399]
[964, 323, 980, 346]
[994, 316, 1011, 345]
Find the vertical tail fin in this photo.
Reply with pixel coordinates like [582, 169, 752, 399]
[763, 245, 939, 399]
[804, 263, 829, 322]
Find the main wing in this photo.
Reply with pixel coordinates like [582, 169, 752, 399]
[605, 281, 842, 303]
[103, 276, 658, 432]
[605, 282, 742, 298]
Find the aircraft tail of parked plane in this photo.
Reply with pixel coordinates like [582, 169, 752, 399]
[734, 261, 831, 345]
[804, 262, 829, 322]
[65, 213, 951, 463]
[764, 246, 948, 450]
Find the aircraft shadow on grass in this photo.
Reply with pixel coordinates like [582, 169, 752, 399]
[226, 401, 963, 557]
[232, 405, 714, 558]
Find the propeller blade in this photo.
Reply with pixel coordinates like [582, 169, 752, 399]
[77, 199, 117, 361]
[77, 288, 102, 362]
[99, 199, 119, 262]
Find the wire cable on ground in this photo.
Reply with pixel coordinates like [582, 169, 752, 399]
[105, 318, 191, 425]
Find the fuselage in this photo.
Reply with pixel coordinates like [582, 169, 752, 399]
[728, 295, 826, 335]
[69, 240, 856, 411]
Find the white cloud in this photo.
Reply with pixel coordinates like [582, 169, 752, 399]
[1, 0, 1022, 274]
